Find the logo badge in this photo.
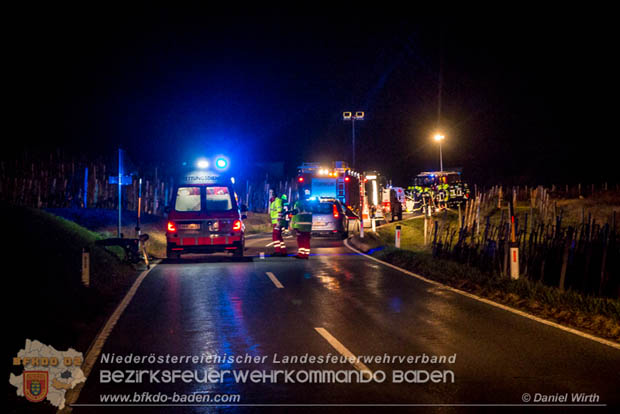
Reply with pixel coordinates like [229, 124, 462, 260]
[24, 371, 48, 403]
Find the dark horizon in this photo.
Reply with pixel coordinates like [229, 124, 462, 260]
[8, 10, 617, 186]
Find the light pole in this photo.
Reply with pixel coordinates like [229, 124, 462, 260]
[434, 133, 445, 172]
[343, 111, 364, 168]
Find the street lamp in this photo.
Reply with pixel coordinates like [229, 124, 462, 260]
[434, 133, 445, 172]
[343, 111, 365, 168]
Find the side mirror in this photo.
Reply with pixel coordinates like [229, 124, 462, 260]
[241, 214, 247, 220]
[240, 204, 248, 213]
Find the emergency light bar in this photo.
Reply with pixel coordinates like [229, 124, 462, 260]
[192, 156, 229, 171]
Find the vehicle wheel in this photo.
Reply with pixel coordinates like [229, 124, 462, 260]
[233, 245, 244, 258]
[341, 230, 349, 240]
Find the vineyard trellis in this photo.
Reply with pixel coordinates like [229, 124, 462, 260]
[431, 186, 619, 299]
[0, 150, 297, 215]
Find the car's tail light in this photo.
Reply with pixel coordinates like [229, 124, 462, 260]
[332, 204, 339, 219]
[298, 176, 304, 183]
[232, 220, 242, 231]
[167, 221, 176, 232]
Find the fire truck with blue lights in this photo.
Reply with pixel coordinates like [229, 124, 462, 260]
[296, 161, 362, 213]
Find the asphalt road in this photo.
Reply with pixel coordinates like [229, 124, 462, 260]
[72, 231, 620, 413]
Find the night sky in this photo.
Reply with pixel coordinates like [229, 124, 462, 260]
[9, 9, 617, 185]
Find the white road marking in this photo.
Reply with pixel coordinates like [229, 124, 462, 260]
[61, 263, 159, 411]
[314, 327, 373, 378]
[266, 271, 284, 288]
[266, 241, 277, 247]
[344, 239, 620, 350]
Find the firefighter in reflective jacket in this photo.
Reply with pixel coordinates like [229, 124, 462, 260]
[436, 180, 449, 208]
[291, 197, 312, 259]
[269, 192, 287, 256]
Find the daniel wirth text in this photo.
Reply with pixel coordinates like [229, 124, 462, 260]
[531, 393, 600, 403]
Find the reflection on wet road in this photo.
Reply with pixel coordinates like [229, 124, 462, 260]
[73, 233, 620, 413]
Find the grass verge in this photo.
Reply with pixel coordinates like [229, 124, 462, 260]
[349, 218, 620, 343]
[5, 204, 144, 413]
[243, 212, 272, 234]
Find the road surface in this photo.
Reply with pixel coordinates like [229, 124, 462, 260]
[71, 231, 620, 413]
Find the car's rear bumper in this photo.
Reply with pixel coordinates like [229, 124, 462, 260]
[312, 230, 344, 237]
[167, 234, 243, 253]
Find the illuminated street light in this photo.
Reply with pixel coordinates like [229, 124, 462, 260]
[343, 111, 365, 168]
[434, 133, 445, 172]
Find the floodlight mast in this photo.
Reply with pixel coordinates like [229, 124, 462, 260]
[343, 111, 365, 169]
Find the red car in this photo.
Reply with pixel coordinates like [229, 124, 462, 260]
[166, 165, 246, 259]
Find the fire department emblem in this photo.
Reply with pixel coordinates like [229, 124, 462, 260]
[24, 371, 48, 403]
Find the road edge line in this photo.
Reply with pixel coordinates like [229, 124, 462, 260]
[61, 263, 159, 412]
[344, 239, 620, 350]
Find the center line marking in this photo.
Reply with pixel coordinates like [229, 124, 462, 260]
[314, 327, 373, 378]
[266, 272, 284, 288]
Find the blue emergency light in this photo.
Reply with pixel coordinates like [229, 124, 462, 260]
[214, 156, 229, 170]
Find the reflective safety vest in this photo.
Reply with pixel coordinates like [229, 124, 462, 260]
[270, 197, 285, 225]
[291, 200, 313, 232]
[413, 185, 433, 197]
[437, 183, 450, 200]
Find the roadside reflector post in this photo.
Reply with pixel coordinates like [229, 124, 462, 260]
[509, 201, 519, 279]
[82, 247, 90, 287]
[510, 244, 519, 279]
[395, 225, 401, 248]
[359, 218, 364, 238]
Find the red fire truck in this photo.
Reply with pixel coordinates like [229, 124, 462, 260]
[296, 161, 362, 213]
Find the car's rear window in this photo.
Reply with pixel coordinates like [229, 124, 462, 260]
[311, 202, 336, 214]
[206, 186, 233, 211]
[175, 187, 201, 211]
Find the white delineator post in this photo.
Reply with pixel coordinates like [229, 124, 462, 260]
[395, 225, 401, 248]
[82, 247, 90, 287]
[509, 208, 519, 280]
[510, 246, 519, 280]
